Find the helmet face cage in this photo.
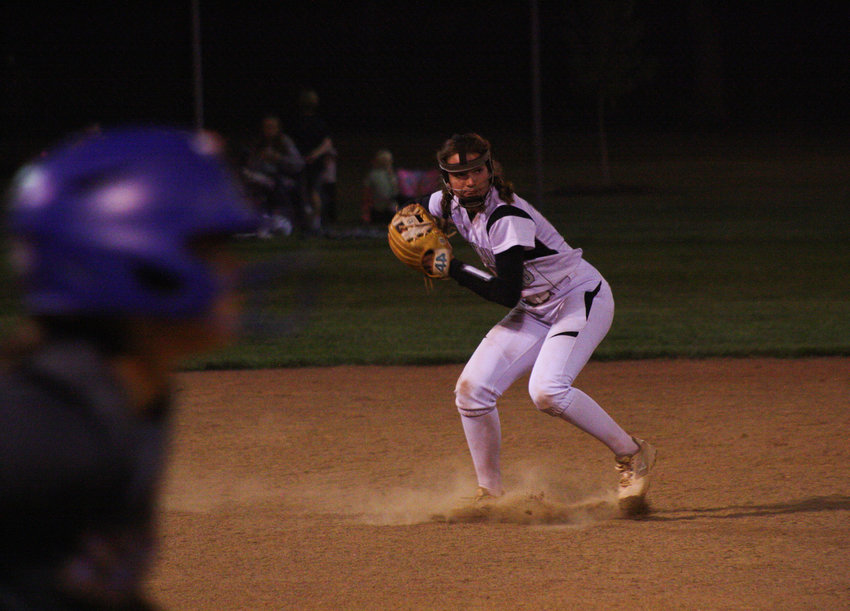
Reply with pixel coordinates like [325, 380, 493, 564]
[437, 134, 495, 210]
[7, 126, 259, 318]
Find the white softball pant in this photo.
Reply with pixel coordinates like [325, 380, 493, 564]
[454, 260, 636, 493]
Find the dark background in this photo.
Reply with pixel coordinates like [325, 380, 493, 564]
[2, 1, 848, 157]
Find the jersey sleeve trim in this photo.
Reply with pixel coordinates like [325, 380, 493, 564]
[486, 205, 532, 232]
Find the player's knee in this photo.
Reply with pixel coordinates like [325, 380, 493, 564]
[455, 376, 498, 418]
[529, 379, 573, 417]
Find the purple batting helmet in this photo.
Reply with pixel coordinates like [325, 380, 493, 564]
[6, 126, 259, 317]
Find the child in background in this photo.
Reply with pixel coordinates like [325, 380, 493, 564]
[362, 149, 402, 225]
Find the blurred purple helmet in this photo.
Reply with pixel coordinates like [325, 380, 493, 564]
[6, 126, 259, 317]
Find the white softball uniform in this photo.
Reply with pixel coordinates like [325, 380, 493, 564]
[428, 188, 636, 494]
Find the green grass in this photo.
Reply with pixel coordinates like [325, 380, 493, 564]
[1, 132, 848, 368]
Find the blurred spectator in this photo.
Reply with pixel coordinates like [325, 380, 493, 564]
[240, 114, 304, 238]
[318, 141, 338, 227]
[362, 149, 403, 225]
[290, 88, 335, 234]
[396, 167, 442, 203]
[0, 126, 258, 610]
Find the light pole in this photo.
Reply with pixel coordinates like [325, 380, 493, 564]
[530, 0, 544, 207]
[191, 0, 204, 130]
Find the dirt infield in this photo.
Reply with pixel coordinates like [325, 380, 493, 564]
[148, 358, 850, 610]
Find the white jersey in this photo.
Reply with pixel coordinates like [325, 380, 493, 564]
[428, 188, 584, 301]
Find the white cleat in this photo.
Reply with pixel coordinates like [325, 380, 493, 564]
[472, 486, 502, 504]
[615, 437, 657, 517]
[430, 486, 503, 523]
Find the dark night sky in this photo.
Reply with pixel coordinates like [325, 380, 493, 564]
[2, 1, 848, 146]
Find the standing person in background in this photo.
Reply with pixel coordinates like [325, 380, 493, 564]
[239, 114, 304, 237]
[291, 88, 335, 234]
[362, 149, 402, 225]
[0, 126, 258, 610]
[423, 132, 656, 516]
[318, 140, 338, 227]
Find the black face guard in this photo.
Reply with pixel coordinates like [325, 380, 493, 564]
[456, 191, 490, 211]
[439, 149, 494, 210]
[438, 149, 491, 175]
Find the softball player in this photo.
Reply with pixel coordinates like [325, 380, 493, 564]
[0, 127, 257, 609]
[427, 133, 656, 515]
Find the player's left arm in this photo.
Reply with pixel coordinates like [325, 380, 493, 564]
[448, 206, 536, 306]
[448, 246, 524, 307]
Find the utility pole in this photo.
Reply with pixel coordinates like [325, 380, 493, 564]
[530, 0, 544, 207]
[191, 0, 204, 130]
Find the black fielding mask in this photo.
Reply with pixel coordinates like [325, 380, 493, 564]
[437, 134, 495, 210]
[438, 148, 491, 177]
[458, 142, 468, 166]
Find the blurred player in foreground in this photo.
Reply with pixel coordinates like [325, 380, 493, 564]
[0, 126, 258, 609]
[425, 133, 656, 516]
